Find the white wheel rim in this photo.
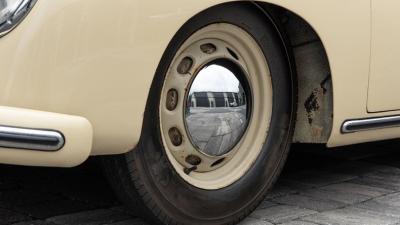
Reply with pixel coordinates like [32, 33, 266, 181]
[160, 23, 273, 190]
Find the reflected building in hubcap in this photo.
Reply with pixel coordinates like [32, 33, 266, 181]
[185, 62, 250, 157]
[188, 89, 246, 108]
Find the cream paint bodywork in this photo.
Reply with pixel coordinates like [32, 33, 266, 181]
[0, 0, 399, 161]
[368, 0, 400, 112]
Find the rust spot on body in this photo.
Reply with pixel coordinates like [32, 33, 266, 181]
[304, 76, 331, 125]
[304, 88, 321, 124]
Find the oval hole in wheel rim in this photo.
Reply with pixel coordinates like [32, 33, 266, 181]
[185, 59, 250, 156]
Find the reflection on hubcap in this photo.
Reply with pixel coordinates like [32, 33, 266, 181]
[185, 59, 250, 156]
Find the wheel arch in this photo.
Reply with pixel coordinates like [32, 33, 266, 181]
[253, 2, 334, 144]
[144, 0, 334, 147]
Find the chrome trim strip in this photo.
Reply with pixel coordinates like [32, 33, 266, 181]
[0, 125, 64, 151]
[0, 0, 37, 37]
[342, 115, 400, 133]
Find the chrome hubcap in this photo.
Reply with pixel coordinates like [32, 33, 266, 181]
[185, 59, 250, 156]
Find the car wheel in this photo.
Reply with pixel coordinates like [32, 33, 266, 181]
[102, 3, 295, 225]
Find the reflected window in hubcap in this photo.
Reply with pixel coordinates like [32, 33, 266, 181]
[185, 59, 251, 156]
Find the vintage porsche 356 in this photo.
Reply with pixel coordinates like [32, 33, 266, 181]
[0, 1, 398, 224]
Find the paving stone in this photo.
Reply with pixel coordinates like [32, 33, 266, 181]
[265, 183, 299, 200]
[0, 189, 60, 210]
[373, 165, 400, 175]
[302, 207, 398, 225]
[257, 201, 278, 209]
[364, 149, 400, 168]
[320, 182, 393, 198]
[0, 208, 30, 225]
[239, 218, 273, 225]
[19, 199, 96, 219]
[0, 180, 19, 191]
[105, 219, 148, 225]
[313, 144, 388, 161]
[277, 180, 313, 192]
[356, 200, 400, 218]
[22, 164, 118, 209]
[324, 161, 391, 177]
[278, 220, 320, 225]
[251, 205, 317, 224]
[11, 220, 58, 225]
[366, 171, 400, 182]
[374, 192, 400, 207]
[272, 193, 345, 212]
[108, 206, 136, 217]
[281, 170, 356, 188]
[47, 209, 131, 225]
[351, 175, 400, 191]
[1, 143, 400, 225]
[26, 180, 117, 208]
[300, 187, 371, 205]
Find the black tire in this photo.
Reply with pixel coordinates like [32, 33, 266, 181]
[102, 2, 295, 225]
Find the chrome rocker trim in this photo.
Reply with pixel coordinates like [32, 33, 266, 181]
[342, 115, 400, 133]
[0, 125, 65, 151]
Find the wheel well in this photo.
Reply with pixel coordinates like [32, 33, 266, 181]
[166, 1, 333, 144]
[253, 2, 333, 144]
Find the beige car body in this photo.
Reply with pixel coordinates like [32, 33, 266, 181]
[0, 0, 399, 167]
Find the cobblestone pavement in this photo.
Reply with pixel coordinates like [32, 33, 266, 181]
[1, 141, 400, 225]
